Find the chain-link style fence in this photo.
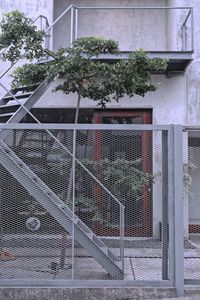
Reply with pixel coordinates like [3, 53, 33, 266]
[0, 124, 184, 293]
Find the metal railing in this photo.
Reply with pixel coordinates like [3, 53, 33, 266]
[49, 5, 194, 52]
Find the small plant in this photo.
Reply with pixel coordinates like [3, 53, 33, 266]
[49, 158, 154, 228]
[183, 162, 196, 196]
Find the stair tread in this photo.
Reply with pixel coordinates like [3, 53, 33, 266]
[0, 104, 20, 110]
[2, 92, 33, 101]
[0, 112, 14, 117]
[11, 83, 40, 93]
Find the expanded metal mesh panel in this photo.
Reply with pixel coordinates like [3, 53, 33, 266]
[184, 130, 200, 280]
[0, 127, 170, 282]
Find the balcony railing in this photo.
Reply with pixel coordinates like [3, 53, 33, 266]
[48, 5, 194, 53]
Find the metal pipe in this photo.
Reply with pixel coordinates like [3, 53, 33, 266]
[181, 25, 186, 51]
[182, 9, 191, 27]
[0, 63, 14, 79]
[173, 125, 184, 297]
[77, 6, 192, 10]
[191, 7, 194, 52]
[0, 123, 171, 131]
[70, 6, 74, 46]
[75, 8, 78, 40]
[40, 15, 43, 32]
[168, 126, 175, 286]
[120, 206, 125, 273]
[162, 131, 169, 280]
[72, 128, 76, 280]
[45, 4, 73, 33]
[33, 15, 49, 24]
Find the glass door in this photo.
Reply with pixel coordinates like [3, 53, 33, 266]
[94, 110, 152, 236]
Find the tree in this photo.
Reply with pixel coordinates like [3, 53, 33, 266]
[0, 10, 45, 62]
[0, 10, 168, 115]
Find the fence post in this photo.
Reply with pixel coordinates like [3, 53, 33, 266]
[172, 125, 184, 297]
[162, 130, 169, 279]
[70, 5, 75, 45]
[72, 128, 76, 280]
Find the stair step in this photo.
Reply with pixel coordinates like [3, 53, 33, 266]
[0, 115, 12, 123]
[77, 220, 91, 234]
[32, 177, 38, 182]
[4, 148, 11, 154]
[11, 83, 40, 93]
[86, 232, 94, 239]
[2, 92, 33, 101]
[0, 104, 20, 112]
[18, 162, 24, 168]
[93, 235, 105, 247]
[58, 203, 65, 209]
[0, 112, 14, 118]
[99, 246, 108, 255]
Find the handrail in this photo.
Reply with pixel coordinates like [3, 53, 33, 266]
[33, 14, 50, 27]
[182, 9, 191, 27]
[72, 6, 193, 52]
[77, 6, 192, 10]
[45, 4, 73, 33]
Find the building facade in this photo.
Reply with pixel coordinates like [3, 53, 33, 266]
[36, 0, 198, 238]
[1, 0, 200, 239]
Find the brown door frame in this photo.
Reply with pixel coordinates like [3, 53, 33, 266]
[93, 109, 152, 236]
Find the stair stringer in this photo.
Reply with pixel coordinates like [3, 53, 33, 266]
[0, 139, 124, 279]
[0, 80, 51, 139]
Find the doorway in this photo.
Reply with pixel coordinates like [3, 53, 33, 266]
[93, 110, 152, 236]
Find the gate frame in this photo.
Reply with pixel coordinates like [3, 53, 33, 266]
[0, 123, 184, 297]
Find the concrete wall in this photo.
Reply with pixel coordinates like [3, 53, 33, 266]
[0, 0, 53, 22]
[53, 0, 170, 51]
[0, 287, 176, 300]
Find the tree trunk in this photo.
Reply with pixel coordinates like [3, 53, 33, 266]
[60, 92, 81, 269]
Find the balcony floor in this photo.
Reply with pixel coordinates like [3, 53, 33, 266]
[95, 51, 193, 76]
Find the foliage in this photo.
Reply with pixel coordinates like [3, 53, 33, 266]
[50, 158, 153, 199]
[72, 36, 119, 56]
[46, 37, 168, 107]
[11, 63, 48, 89]
[80, 158, 153, 198]
[0, 11, 167, 106]
[49, 157, 154, 227]
[183, 162, 196, 196]
[0, 10, 45, 62]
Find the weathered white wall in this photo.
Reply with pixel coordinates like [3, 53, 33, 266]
[0, 0, 53, 21]
[53, 0, 170, 51]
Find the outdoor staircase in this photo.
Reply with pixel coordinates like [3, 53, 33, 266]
[0, 81, 49, 127]
[0, 80, 124, 279]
